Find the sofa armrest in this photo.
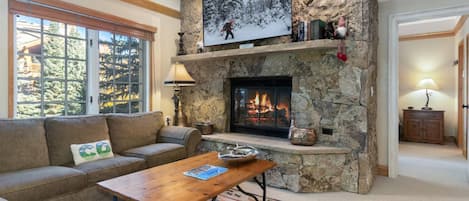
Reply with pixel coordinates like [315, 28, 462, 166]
[158, 126, 202, 156]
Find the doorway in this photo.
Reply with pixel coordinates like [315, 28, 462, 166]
[387, 5, 469, 179]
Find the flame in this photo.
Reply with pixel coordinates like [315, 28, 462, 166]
[255, 91, 260, 106]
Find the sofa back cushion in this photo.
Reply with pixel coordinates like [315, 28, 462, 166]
[0, 119, 49, 173]
[107, 111, 164, 153]
[45, 116, 110, 166]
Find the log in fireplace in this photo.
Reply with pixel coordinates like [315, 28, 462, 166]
[230, 77, 292, 138]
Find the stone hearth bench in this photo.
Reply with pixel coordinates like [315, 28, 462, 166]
[197, 133, 352, 193]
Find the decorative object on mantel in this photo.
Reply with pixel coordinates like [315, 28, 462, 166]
[218, 144, 259, 164]
[288, 113, 317, 146]
[177, 32, 187, 55]
[324, 21, 335, 39]
[193, 121, 214, 135]
[196, 41, 204, 53]
[164, 62, 195, 126]
[335, 16, 348, 62]
[417, 78, 438, 110]
[310, 19, 326, 40]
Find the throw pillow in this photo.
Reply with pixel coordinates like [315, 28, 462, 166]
[70, 140, 114, 165]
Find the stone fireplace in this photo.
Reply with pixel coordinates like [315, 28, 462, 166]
[178, 0, 378, 194]
[230, 77, 292, 138]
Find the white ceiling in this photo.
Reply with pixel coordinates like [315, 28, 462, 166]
[398, 16, 461, 36]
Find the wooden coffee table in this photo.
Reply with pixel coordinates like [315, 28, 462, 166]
[97, 152, 276, 201]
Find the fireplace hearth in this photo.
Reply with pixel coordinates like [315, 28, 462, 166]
[230, 77, 292, 138]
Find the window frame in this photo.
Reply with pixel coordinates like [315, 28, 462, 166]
[15, 17, 89, 117]
[9, 4, 154, 118]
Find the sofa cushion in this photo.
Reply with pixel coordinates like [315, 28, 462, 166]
[71, 140, 114, 165]
[0, 166, 86, 201]
[0, 119, 49, 173]
[106, 111, 164, 153]
[72, 155, 146, 185]
[45, 116, 110, 166]
[123, 143, 187, 168]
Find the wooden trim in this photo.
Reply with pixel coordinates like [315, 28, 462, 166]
[8, 11, 14, 118]
[9, 0, 156, 41]
[399, 15, 468, 41]
[377, 165, 389, 177]
[458, 40, 465, 149]
[453, 15, 468, 34]
[31, 0, 157, 33]
[149, 42, 154, 111]
[399, 31, 454, 41]
[120, 0, 180, 19]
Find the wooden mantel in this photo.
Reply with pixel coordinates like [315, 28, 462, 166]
[171, 39, 341, 62]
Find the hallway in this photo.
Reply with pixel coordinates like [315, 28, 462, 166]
[399, 141, 468, 187]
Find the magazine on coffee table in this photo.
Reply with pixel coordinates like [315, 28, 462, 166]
[183, 164, 228, 180]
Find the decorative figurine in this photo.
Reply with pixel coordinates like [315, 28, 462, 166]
[196, 41, 204, 53]
[177, 32, 187, 56]
[335, 16, 348, 62]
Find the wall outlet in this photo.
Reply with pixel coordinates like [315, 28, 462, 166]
[322, 128, 333, 135]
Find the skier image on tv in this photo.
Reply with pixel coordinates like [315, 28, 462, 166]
[221, 19, 235, 40]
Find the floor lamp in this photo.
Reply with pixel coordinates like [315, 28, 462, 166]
[164, 62, 195, 126]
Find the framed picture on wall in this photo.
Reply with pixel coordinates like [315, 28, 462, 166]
[202, 0, 292, 47]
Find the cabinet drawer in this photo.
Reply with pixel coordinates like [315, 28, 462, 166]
[404, 111, 443, 120]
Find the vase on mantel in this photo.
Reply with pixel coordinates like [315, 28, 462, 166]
[288, 113, 317, 146]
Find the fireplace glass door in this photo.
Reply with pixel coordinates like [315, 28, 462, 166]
[231, 77, 291, 138]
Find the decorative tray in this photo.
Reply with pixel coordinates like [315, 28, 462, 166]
[218, 145, 259, 164]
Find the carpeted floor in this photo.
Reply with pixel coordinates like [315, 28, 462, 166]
[238, 142, 469, 201]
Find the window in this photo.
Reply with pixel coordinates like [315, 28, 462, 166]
[14, 14, 149, 118]
[98, 32, 145, 114]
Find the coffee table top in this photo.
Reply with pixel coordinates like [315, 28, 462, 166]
[97, 152, 276, 201]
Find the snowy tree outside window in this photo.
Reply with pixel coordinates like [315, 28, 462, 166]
[203, 0, 292, 46]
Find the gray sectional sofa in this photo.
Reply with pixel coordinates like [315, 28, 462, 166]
[0, 111, 202, 201]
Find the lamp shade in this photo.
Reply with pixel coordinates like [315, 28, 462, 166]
[417, 78, 438, 90]
[164, 62, 195, 87]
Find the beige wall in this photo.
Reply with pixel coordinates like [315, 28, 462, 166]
[0, 0, 180, 118]
[378, 0, 469, 165]
[399, 37, 457, 137]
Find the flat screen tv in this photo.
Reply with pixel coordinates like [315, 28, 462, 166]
[203, 0, 292, 47]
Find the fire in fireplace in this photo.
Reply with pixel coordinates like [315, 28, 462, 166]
[230, 77, 292, 138]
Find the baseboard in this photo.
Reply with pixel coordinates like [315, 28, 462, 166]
[444, 136, 457, 144]
[377, 165, 388, 177]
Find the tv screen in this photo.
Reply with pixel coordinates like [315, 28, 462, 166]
[203, 0, 292, 47]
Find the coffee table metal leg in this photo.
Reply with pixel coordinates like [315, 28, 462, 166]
[236, 185, 259, 201]
[253, 172, 266, 201]
[236, 172, 267, 201]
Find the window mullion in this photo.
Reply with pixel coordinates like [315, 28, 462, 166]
[87, 29, 100, 115]
[64, 24, 68, 116]
[40, 18, 45, 117]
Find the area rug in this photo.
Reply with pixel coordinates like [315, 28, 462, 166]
[212, 188, 281, 201]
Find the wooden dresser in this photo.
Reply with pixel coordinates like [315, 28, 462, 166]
[403, 109, 444, 144]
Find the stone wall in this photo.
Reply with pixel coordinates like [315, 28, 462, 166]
[198, 140, 350, 193]
[179, 0, 378, 193]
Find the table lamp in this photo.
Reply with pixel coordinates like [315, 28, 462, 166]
[417, 78, 438, 110]
[164, 62, 195, 126]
